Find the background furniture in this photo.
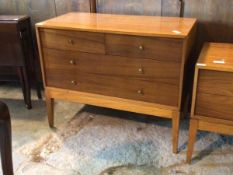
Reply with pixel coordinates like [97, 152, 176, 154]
[0, 102, 14, 175]
[0, 15, 41, 109]
[36, 12, 196, 153]
[1, 1, 232, 110]
[1, 0, 232, 57]
[187, 43, 233, 163]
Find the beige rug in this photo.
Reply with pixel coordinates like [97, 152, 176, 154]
[14, 106, 233, 175]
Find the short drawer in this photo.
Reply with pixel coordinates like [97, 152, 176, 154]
[195, 69, 233, 121]
[45, 67, 77, 89]
[198, 70, 233, 97]
[105, 34, 183, 62]
[46, 71, 179, 107]
[195, 93, 233, 121]
[43, 48, 181, 86]
[40, 29, 105, 54]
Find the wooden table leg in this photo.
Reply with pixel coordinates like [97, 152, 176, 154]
[28, 17, 42, 100]
[17, 67, 26, 100]
[0, 102, 14, 175]
[22, 67, 32, 109]
[18, 67, 32, 109]
[35, 81, 42, 100]
[172, 110, 180, 154]
[45, 92, 54, 128]
[187, 118, 198, 163]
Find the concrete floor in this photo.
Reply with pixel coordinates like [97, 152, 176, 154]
[0, 83, 232, 175]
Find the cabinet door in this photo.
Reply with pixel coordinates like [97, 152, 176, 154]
[0, 23, 24, 66]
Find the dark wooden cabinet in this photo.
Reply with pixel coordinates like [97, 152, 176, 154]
[0, 15, 41, 109]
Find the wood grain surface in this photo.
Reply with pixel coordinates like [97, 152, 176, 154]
[195, 92, 233, 121]
[40, 28, 105, 54]
[197, 43, 233, 72]
[43, 48, 181, 85]
[192, 43, 233, 121]
[105, 34, 182, 61]
[46, 87, 176, 118]
[46, 70, 179, 106]
[198, 70, 233, 97]
[36, 12, 196, 38]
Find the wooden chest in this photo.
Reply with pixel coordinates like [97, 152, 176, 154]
[36, 12, 196, 153]
[187, 43, 233, 163]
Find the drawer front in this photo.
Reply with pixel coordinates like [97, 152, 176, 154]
[45, 67, 77, 88]
[46, 71, 179, 106]
[195, 93, 233, 121]
[198, 70, 233, 97]
[195, 69, 233, 120]
[40, 29, 105, 54]
[43, 48, 181, 86]
[106, 34, 183, 62]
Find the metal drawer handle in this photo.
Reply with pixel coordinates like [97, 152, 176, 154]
[139, 45, 144, 50]
[70, 80, 77, 85]
[137, 89, 143, 95]
[138, 67, 144, 73]
[69, 60, 76, 65]
[68, 39, 74, 45]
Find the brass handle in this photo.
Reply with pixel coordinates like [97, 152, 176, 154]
[138, 68, 143, 73]
[69, 60, 76, 65]
[137, 89, 143, 95]
[139, 45, 144, 50]
[68, 39, 74, 45]
[70, 80, 77, 85]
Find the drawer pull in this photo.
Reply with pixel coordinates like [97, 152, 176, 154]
[69, 60, 76, 65]
[139, 45, 144, 51]
[68, 39, 74, 45]
[138, 68, 144, 73]
[70, 80, 77, 85]
[137, 89, 143, 95]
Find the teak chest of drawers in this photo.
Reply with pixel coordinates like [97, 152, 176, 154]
[187, 43, 233, 163]
[36, 12, 196, 153]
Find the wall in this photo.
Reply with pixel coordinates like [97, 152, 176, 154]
[0, 0, 89, 34]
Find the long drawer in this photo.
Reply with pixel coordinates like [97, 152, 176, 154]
[43, 48, 181, 86]
[105, 34, 183, 62]
[46, 69, 179, 106]
[39, 29, 105, 54]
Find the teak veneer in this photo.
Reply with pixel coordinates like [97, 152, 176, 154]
[187, 43, 233, 163]
[36, 12, 197, 153]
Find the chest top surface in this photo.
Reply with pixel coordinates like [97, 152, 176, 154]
[0, 15, 28, 23]
[197, 43, 233, 72]
[36, 12, 196, 38]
